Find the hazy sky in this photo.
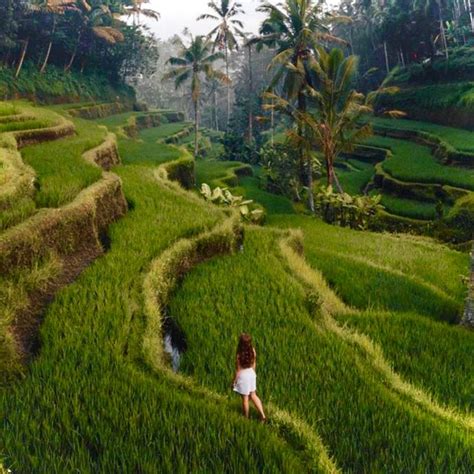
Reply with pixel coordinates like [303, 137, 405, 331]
[141, 0, 273, 40]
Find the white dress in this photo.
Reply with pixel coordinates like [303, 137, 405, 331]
[233, 367, 257, 396]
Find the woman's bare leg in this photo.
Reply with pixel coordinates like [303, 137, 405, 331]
[241, 395, 250, 418]
[250, 392, 266, 420]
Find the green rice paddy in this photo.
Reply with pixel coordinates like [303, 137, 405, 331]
[1, 104, 472, 472]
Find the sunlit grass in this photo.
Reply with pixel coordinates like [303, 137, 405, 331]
[21, 117, 104, 208]
[270, 214, 467, 320]
[1, 116, 308, 472]
[364, 135, 474, 190]
[169, 227, 473, 472]
[336, 310, 474, 411]
[376, 192, 452, 220]
[370, 115, 474, 153]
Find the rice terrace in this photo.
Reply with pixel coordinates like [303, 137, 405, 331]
[0, 0, 473, 472]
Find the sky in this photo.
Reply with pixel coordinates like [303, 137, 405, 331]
[141, 0, 273, 40]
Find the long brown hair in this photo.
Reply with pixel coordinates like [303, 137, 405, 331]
[237, 333, 255, 369]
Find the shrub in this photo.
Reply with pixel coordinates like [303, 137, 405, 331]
[315, 185, 383, 230]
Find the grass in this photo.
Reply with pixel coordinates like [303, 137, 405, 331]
[234, 172, 295, 215]
[335, 311, 474, 412]
[0, 119, 52, 133]
[369, 115, 474, 153]
[144, 122, 191, 140]
[195, 159, 244, 187]
[364, 135, 474, 190]
[0, 254, 62, 382]
[1, 124, 306, 471]
[269, 214, 467, 322]
[169, 227, 473, 472]
[0, 103, 17, 117]
[2, 106, 473, 471]
[21, 117, 104, 208]
[336, 159, 375, 195]
[95, 111, 141, 130]
[377, 192, 452, 220]
[195, 160, 295, 215]
[0, 196, 36, 231]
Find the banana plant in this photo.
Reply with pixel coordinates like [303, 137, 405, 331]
[200, 183, 264, 222]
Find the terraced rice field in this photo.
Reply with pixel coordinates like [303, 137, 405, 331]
[169, 224, 473, 472]
[365, 135, 474, 190]
[0, 110, 322, 472]
[2, 105, 473, 472]
[369, 116, 474, 153]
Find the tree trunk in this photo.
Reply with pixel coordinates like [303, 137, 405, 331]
[383, 41, 390, 73]
[270, 94, 275, 146]
[194, 99, 199, 158]
[213, 88, 219, 131]
[438, 1, 449, 59]
[248, 44, 254, 143]
[65, 49, 77, 71]
[40, 17, 56, 74]
[225, 44, 230, 129]
[297, 93, 315, 213]
[332, 168, 344, 194]
[40, 41, 53, 74]
[15, 38, 29, 79]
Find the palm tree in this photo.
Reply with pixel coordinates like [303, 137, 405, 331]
[37, 1, 77, 73]
[197, 0, 245, 128]
[266, 47, 400, 193]
[252, 0, 344, 211]
[121, 0, 160, 26]
[164, 34, 229, 160]
[63, 0, 124, 72]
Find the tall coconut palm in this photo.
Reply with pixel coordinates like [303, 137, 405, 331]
[266, 47, 400, 193]
[197, 0, 245, 128]
[37, 1, 77, 73]
[252, 0, 345, 211]
[63, 0, 124, 72]
[15, 0, 72, 77]
[164, 34, 229, 160]
[120, 0, 160, 26]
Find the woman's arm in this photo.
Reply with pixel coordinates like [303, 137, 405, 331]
[232, 356, 241, 386]
[252, 348, 257, 369]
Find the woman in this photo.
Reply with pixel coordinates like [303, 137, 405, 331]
[232, 333, 266, 421]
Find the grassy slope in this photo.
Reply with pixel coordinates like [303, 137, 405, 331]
[336, 159, 375, 195]
[196, 159, 295, 215]
[377, 192, 452, 220]
[364, 135, 474, 190]
[370, 116, 474, 153]
[269, 214, 472, 407]
[169, 227, 473, 472]
[270, 215, 467, 319]
[0, 103, 105, 230]
[21, 116, 104, 208]
[0, 118, 308, 472]
[335, 311, 474, 411]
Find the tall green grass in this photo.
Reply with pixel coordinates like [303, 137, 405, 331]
[0, 103, 17, 117]
[21, 118, 105, 208]
[0, 161, 304, 473]
[195, 160, 295, 215]
[0, 119, 52, 133]
[336, 311, 474, 412]
[377, 192, 452, 220]
[336, 159, 375, 195]
[169, 227, 473, 472]
[270, 214, 467, 322]
[364, 135, 474, 190]
[370, 116, 474, 153]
